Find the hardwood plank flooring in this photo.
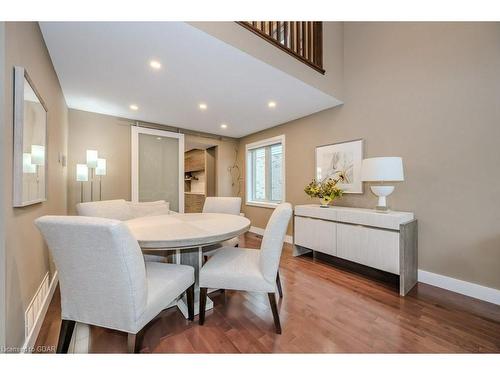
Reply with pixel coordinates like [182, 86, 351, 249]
[35, 232, 500, 353]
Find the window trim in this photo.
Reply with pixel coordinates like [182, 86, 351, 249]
[245, 135, 285, 209]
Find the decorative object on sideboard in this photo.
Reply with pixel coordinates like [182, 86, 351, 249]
[304, 176, 345, 207]
[361, 157, 404, 212]
[76, 150, 107, 202]
[13, 66, 48, 207]
[315, 139, 364, 194]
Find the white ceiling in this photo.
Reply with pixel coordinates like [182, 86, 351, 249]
[40, 22, 340, 138]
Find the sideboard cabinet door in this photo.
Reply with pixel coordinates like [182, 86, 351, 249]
[316, 219, 336, 256]
[336, 223, 363, 264]
[294, 216, 317, 249]
[295, 217, 336, 255]
[337, 223, 399, 275]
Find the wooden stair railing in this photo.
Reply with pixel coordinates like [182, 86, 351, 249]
[237, 21, 324, 74]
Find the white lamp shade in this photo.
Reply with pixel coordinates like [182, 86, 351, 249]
[86, 149, 98, 168]
[23, 153, 36, 174]
[76, 164, 89, 182]
[31, 145, 45, 166]
[95, 158, 107, 176]
[361, 157, 404, 182]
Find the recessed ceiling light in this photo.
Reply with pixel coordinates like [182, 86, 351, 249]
[199, 103, 207, 110]
[220, 124, 228, 129]
[129, 104, 139, 111]
[149, 60, 162, 70]
[268, 101, 277, 108]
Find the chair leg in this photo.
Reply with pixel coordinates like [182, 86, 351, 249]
[276, 271, 283, 299]
[127, 333, 141, 353]
[56, 319, 76, 353]
[199, 287, 208, 325]
[267, 293, 282, 334]
[186, 283, 195, 321]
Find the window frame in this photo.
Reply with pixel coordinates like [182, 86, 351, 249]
[245, 135, 286, 209]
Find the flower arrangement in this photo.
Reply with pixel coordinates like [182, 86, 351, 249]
[304, 174, 345, 207]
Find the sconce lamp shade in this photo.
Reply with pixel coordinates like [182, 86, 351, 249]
[95, 158, 107, 176]
[361, 157, 404, 182]
[86, 149, 98, 168]
[76, 164, 89, 182]
[23, 153, 37, 174]
[31, 145, 45, 166]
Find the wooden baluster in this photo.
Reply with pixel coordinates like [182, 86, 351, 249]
[283, 22, 289, 47]
[301, 22, 307, 57]
[313, 22, 323, 68]
[290, 22, 295, 52]
[297, 22, 302, 56]
[308, 22, 313, 63]
[260, 21, 265, 33]
[277, 22, 282, 44]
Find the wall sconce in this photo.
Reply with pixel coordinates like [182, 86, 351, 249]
[76, 164, 89, 202]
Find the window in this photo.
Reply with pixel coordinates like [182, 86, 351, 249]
[246, 135, 285, 208]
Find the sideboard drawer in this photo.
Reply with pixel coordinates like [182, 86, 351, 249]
[337, 223, 400, 274]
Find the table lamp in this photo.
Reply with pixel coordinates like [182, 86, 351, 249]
[361, 157, 404, 212]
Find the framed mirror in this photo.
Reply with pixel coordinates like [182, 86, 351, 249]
[13, 66, 48, 207]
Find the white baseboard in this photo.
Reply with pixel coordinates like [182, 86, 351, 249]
[249, 226, 293, 245]
[418, 269, 500, 306]
[20, 271, 58, 353]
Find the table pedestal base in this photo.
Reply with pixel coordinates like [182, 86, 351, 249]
[177, 292, 213, 318]
[176, 246, 214, 318]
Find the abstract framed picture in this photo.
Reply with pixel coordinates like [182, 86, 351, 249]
[315, 139, 364, 194]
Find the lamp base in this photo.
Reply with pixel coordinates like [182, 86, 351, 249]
[370, 185, 395, 212]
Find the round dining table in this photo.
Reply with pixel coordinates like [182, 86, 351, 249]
[125, 213, 251, 318]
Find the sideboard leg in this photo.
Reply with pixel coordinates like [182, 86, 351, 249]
[399, 219, 418, 296]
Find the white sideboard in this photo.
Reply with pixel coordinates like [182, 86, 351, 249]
[294, 205, 418, 296]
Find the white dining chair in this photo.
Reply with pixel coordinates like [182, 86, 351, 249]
[76, 199, 133, 220]
[202, 197, 242, 260]
[76, 199, 172, 220]
[198, 202, 292, 334]
[76, 199, 172, 262]
[35, 216, 195, 353]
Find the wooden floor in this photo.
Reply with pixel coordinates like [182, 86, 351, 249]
[35, 232, 500, 353]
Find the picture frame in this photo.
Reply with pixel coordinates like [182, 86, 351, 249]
[315, 139, 364, 194]
[13, 66, 48, 207]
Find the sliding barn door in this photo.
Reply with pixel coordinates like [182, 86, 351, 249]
[131, 127, 184, 212]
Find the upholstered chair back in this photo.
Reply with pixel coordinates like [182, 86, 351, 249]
[128, 200, 170, 218]
[258, 203, 293, 282]
[77, 199, 172, 221]
[76, 199, 133, 221]
[35, 216, 147, 333]
[202, 197, 242, 215]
